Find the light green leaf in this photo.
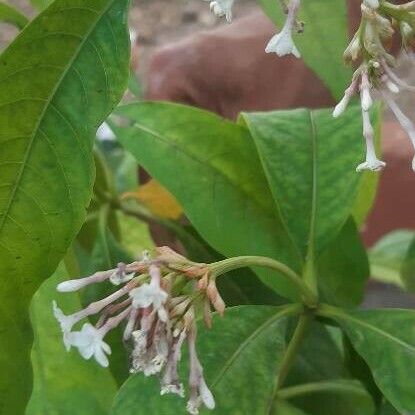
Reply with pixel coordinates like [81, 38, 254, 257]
[0, 0, 130, 411]
[114, 102, 303, 300]
[258, 0, 352, 99]
[26, 262, 117, 415]
[242, 106, 364, 259]
[320, 305, 415, 413]
[0, 2, 28, 29]
[369, 230, 415, 289]
[111, 305, 302, 415]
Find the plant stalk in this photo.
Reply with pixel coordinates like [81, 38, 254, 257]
[210, 256, 318, 307]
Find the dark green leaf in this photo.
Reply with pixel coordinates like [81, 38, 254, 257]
[0, 2, 28, 29]
[114, 102, 303, 300]
[320, 305, 415, 413]
[0, 0, 130, 410]
[111, 305, 302, 415]
[278, 380, 375, 415]
[272, 401, 310, 415]
[26, 262, 117, 415]
[242, 106, 364, 259]
[258, 0, 352, 99]
[317, 217, 369, 307]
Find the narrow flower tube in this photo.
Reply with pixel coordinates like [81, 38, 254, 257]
[333, 76, 359, 118]
[57, 269, 113, 292]
[356, 109, 386, 172]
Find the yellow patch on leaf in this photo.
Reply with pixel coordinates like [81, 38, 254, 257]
[123, 179, 183, 220]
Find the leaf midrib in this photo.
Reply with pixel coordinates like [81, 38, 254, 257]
[0, 1, 115, 240]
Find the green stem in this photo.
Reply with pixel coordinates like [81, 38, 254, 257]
[210, 256, 318, 307]
[276, 313, 312, 389]
[278, 380, 366, 400]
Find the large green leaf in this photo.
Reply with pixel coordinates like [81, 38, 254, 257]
[0, 0, 130, 411]
[258, 0, 352, 99]
[369, 230, 415, 289]
[111, 305, 302, 415]
[320, 305, 415, 413]
[0, 2, 28, 29]
[242, 106, 364, 260]
[114, 102, 303, 300]
[26, 262, 117, 415]
[272, 401, 310, 415]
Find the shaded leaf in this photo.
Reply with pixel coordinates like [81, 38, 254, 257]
[282, 379, 375, 415]
[0, 2, 28, 29]
[272, 401, 310, 415]
[30, 0, 53, 11]
[321, 305, 415, 413]
[317, 217, 369, 307]
[401, 234, 415, 293]
[26, 262, 117, 415]
[0, 0, 130, 410]
[111, 305, 302, 415]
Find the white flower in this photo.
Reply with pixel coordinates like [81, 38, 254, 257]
[333, 77, 358, 118]
[109, 263, 135, 286]
[265, 28, 300, 58]
[356, 157, 386, 172]
[363, 0, 379, 9]
[357, 109, 386, 172]
[208, 0, 234, 22]
[129, 266, 169, 321]
[66, 323, 111, 367]
[53, 301, 77, 350]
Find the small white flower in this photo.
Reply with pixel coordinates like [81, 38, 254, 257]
[265, 29, 300, 58]
[363, 0, 379, 9]
[129, 281, 168, 315]
[356, 157, 386, 172]
[53, 301, 77, 350]
[109, 263, 135, 286]
[57, 279, 87, 292]
[357, 109, 386, 172]
[66, 323, 111, 367]
[208, 0, 234, 22]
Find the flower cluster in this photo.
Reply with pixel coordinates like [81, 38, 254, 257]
[53, 247, 226, 414]
[334, 0, 415, 172]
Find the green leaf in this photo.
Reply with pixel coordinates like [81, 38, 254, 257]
[26, 262, 117, 415]
[369, 230, 415, 289]
[258, 0, 352, 99]
[285, 321, 375, 415]
[320, 305, 415, 413]
[242, 106, 364, 259]
[0, 2, 28, 29]
[401, 234, 415, 293]
[30, 0, 53, 12]
[0, 0, 130, 411]
[317, 217, 369, 307]
[111, 305, 302, 415]
[272, 401, 310, 415]
[114, 102, 303, 300]
[278, 380, 375, 415]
